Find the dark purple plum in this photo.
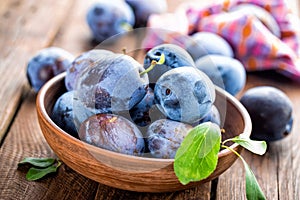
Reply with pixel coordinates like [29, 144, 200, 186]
[73, 53, 149, 127]
[154, 67, 216, 124]
[195, 55, 246, 96]
[185, 32, 234, 61]
[51, 91, 78, 138]
[143, 43, 196, 84]
[129, 85, 167, 127]
[26, 47, 74, 92]
[79, 114, 145, 156]
[240, 86, 293, 142]
[145, 119, 193, 159]
[65, 49, 113, 91]
[125, 0, 167, 27]
[86, 0, 135, 42]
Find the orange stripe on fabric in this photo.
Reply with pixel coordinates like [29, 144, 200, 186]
[248, 57, 257, 71]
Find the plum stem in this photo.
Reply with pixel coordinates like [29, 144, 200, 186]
[140, 53, 165, 76]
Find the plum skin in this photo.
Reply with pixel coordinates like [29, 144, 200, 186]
[27, 47, 74, 92]
[143, 43, 196, 84]
[51, 91, 78, 138]
[65, 49, 113, 91]
[154, 67, 216, 124]
[240, 86, 293, 142]
[145, 119, 193, 159]
[86, 0, 135, 42]
[79, 114, 145, 156]
[195, 55, 246, 96]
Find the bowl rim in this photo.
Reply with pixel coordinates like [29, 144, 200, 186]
[37, 72, 252, 163]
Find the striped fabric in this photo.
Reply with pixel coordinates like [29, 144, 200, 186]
[142, 0, 300, 82]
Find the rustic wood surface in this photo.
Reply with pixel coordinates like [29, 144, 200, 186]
[0, 0, 299, 199]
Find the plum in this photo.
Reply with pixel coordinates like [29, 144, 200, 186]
[129, 85, 167, 127]
[195, 55, 246, 96]
[65, 49, 113, 91]
[143, 43, 196, 84]
[51, 91, 78, 138]
[240, 86, 293, 142]
[198, 105, 221, 126]
[86, 0, 135, 42]
[185, 32, 234, 61]
[73, 53, 149, 127]
[125, 0, 167, 27]
[26, 47, 74, 92]
[79, 114, 145, 156]
[154, 67, 216, 124]
[145, 119, 193, 159]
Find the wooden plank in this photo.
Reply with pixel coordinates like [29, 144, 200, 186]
[0, 0, 74, 142]
[216, 73, 300, 199]
[0, 91, 99, 199]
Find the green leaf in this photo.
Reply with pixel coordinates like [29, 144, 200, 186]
[225, 133, 267, 155]
[18, 157, 56, 168]
[26, 161, 61, 181]
[241, 157, 266, 200]
[174, 122, 221, 185]
[222, 145, 266, 200]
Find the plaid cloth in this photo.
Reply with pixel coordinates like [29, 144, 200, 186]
[142, 0, 300, 82]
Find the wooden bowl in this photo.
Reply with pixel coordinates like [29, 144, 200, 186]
[36, 72, 252, 193]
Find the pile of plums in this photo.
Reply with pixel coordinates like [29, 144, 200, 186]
[50, 44, 219, 159]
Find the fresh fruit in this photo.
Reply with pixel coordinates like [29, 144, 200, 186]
[86, 0, 135, 42]
[229, 4, 281, 38]
[240, 86, 293, 142]
[79, 114, 145, 156]
[154, 67, 216, 124]
[73, 53, 149, 125]
[195, 55, 246, 96]
[125, 0, 167, 27]
[143, 43, 195, 84]
[27, 47, 74, 92]
[145, 119, 193, 158]
[198, 105, 221, 126]
[65, 49, 113, 91]
[185, 32, 234, 61]
[51, 91, 78, 138]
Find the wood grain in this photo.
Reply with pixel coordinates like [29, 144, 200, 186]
[0, 0, 74, 142]
[216, 73, 300, 199]
[0, 91, 99, 199]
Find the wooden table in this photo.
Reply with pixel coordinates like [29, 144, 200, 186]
[1, 0, 300, 199]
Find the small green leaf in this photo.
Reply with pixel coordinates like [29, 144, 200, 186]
[222, 145, 266, 200]
[224, 133, 267, 155]
[26, 161, 61, 181]
[18, 157, 56, 168]
[241, 157, 266, 200]
[174, 122, 221, 185]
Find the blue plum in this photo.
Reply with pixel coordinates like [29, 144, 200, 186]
[195, 55, 246, 96]
[145, 119, 193, 159]
[51, 91, 78, 138]
[154, 67, 216, 124]
[65, 49, 113, 91]
[240, 86, 293, 142]
[73, 53, 149, 127]
[198, 105, 221, 126]
[125, 0, 167, 27]
[86, 0, 135, 42]
[143, 43, 196, 84]
[26, 47, 74, 92]
[79, 114, 145, 156]
[185, 32, 234, 61]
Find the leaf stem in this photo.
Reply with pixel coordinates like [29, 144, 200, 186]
[139, 53, 165, 76]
